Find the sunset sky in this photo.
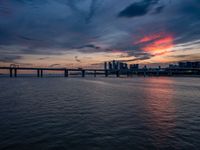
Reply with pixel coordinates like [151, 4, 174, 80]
[0, 0, 200, 68]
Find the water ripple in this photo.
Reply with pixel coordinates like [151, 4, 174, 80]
[0, 77, 200, 149]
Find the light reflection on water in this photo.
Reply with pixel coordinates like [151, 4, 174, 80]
[0, 77, 199, 149]
[143, 78, 176, 147]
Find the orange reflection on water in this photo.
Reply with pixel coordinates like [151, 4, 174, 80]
[143, 78, 176, 145]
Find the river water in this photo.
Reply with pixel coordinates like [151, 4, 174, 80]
[0, 77, 199, 149]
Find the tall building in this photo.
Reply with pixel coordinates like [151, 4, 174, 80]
[109, 62, 112, 70]
[169, 64, 178, 68]
[130, 64, 139, 70]
[104, 60, 129, 70]
[178, 61, 200, 68]
[104, 62, 107, 70]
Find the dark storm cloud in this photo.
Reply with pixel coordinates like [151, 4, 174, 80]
[153, 5, 165, 14]
[169, 1, 200, 45]
[122, 50, 154, 62]
[0, 0, 200, 63]
[49, 64, 61, 67]
[0, 55, 22, 63]
[74, 44, 114, 54]
[77, 44, 100, 50]
[122, 54, 152, 62]
[38, 57, 49, 60]
[18, 35, 42, 42]
[14, 0, 48, 6]
[118, 0, 161, 18]
[61, 0, 101, 23]
[74, 56, 81, 63]
[86, 0, 99, 23]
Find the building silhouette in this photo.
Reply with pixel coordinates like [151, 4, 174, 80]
[104, 60, 140, 71]
[104, 60, 129, 71]
[169, 61, 200, 69]
[178, 61, 200, 68]
[130, 64, 139, 71]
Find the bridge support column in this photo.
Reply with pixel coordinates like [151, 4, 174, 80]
[64, 69, 69, 77]
[116, 70, 120, 77]
[10, 68, 13, 77]
[94, 70, 96, 77]
[37, 69, 40, 77]
[127, 71, 129, 77]
[144, 71, 146, 77]
[40, 70, 43, 77]
[135, 71, 138, 76]
[105, 70, 108, 77]
[14, 69, 17, 77]
[168, 71, 173, 76]
[82, 70, 85, 77]
[156, 70, 160, 76]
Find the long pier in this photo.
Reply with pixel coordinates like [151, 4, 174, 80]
[0, 66, 200, 78]
[0, 67, 111, 78]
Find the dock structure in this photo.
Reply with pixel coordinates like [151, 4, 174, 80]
[0, 66, 200, 78]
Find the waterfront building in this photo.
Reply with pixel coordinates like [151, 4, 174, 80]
[178, 61, 200, 68]
[130, 64, 139, 71]
[104, 60, 129, 71]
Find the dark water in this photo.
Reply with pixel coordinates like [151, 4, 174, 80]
[0, 77, 200, 150]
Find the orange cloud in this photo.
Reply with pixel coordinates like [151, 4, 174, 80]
[136, 34, 160, 44]
[135, 33, 174, 55]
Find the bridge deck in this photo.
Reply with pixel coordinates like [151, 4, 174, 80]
[0, 66, 199, 78]
[0, 67, 105, 72]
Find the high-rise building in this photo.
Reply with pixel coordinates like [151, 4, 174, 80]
[178, 61, 200, 68]
[105, 60, 129, 71]
[104, 62, 107, 70]
[130, 64, 139, 70]
[109, 62, 112, 70]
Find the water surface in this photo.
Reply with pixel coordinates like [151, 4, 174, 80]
[0, 77, 200, 150]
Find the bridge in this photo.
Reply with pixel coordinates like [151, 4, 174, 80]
[0, 66, 200, 78]
[0, 66, 113, 78]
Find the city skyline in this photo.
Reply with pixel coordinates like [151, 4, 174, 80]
[0, 0, 200, 68]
